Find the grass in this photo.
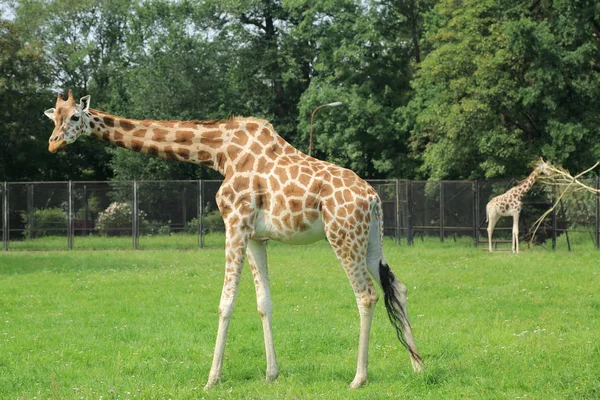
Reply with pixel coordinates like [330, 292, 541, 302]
[1, 240, 599, 399]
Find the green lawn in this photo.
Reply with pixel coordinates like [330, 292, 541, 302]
[1, 240, 599, 399]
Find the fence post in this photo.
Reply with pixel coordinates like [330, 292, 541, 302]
[2, 182, 7, 251]
[596, 176, 599, 250]
[27, 183, 33, 240]
[395, 179, 400, 245]
[551, 186, 557, 250]
[407, 180, 413, 246]
[68, 181, 73, 250]
[198, 180, 204, 249]
[473, 180, 479, 248]
[439, 181, 444, 242]
[133, 180, 139, 249]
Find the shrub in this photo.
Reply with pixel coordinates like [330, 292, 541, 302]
[96, 202, 148, 236]
[20, 208, 66, 238]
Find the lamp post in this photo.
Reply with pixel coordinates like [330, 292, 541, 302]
[308, 101, 343, 157]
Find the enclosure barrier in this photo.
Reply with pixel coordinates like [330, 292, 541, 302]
[1, 178, 598, 251]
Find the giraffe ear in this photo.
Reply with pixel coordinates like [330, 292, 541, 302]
[44, 108, 55, 120]
[79, 95, 91, 112]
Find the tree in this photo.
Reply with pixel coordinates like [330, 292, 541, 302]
[405, 0, 600, 179]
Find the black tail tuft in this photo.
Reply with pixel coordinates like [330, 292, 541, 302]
[379, 261, 422, 364]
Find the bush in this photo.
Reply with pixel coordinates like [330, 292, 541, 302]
[186, 210, 225, 234]
[96, 202, 148, 236]
[20, 207, 66, 238]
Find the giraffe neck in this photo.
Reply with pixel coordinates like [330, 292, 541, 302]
[514, 169, 540, 195]
[84, 109, 299, 177]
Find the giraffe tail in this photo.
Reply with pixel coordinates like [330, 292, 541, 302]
[369, 200, 423, 369]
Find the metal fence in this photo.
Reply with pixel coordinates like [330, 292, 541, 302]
[1, 178, 598, 250]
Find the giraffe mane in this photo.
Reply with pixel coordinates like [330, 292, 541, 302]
[89, 109, 243, 126]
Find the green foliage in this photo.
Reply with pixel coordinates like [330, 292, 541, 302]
[406, 0, 600, 179]
[19, 207, 66, 238]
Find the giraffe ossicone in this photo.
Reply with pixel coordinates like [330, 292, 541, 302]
[486, 158, 551, 253]
[45, 91, 423, 388]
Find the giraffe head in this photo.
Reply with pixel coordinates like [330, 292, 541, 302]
[44, 90, 91, 152]
[533, 157, 551, 176]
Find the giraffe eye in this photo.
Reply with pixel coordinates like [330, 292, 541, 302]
[71, 115, 80, 122]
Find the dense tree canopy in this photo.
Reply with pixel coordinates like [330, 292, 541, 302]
[0, 0, 598, 182]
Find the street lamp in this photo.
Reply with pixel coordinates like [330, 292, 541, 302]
[308, 101, 343, 157]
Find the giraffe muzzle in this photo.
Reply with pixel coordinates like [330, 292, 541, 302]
[48, 136, 67, 153]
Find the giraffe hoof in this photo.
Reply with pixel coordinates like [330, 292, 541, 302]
[349, 377, 367, 389]
[266, 370, 279, 383]
[204, 377, 220, 391]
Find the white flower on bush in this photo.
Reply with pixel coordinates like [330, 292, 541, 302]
[96, 202, 147, 235]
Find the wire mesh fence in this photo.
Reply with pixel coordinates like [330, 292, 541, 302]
[1, 178, 598, 251]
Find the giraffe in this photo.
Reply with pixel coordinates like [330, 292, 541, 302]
[486, 159, 550, 253]
[44, 91, 423, 389]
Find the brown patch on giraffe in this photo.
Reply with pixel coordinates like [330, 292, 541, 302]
[298, 173, 311, 187]
[246, 122, 259, 135]
[283, 182, 303, 197]
[300, 167, 313, 176]
[337, 207, 348, 218]
[293, 214, 308, 231]
[342, 189, 353, 203]
[288, 165, 299, 179]
[224, 120, 239, 130]
[140, 120, 153, 127]
[147, 145, 159, 158]
[227, 145, 242, 161]
[272, 194, 286, 216]
[289, 199, 303, 213]
[268, 176, 280, 192]
[197, 150, 212, 162]
[120, 120, 136, 131]
[237, 153, 255, 172]
[93, 117, 101, 122]
[265, 145, 279, 161]
[257, 128, 272, 146]
[304, 194, 320, 210]
[177, 148, 190, 160]
[200, 131, 224, 149]
[163, 146, 178, 160]
[233, 176, 250, 193]
[178, 121, 198, 128]
[281, 212, 292, 228]
[102, 131, 110, 141]
[332, 177, 343, 188]
[256, 157, 273, 173]
[175, 130, 195, 146]
[115, 140, 126, 148]
[113, 131, 124, 141]
[249, 141, 263, 156]
[152, 129, 169, 142]
[231, 130, 248, 147]
[320, 183, 333, 198]
[284, 146, 295, 155]
[131, 140, 144, 152]
[89, 121, 95, 129]
[103, 116, 115, 127]
[133, 129, 147, 138]
[278, 157, 290, 167]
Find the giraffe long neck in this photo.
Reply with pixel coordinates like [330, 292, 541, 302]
[514, 169, 540, 195]
[85, 109, 299, 177]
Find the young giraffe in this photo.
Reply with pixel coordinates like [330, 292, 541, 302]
[44, 91, 423, 388]
[486, 159, 550, 253]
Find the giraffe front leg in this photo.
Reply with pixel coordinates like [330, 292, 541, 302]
[247, 239, 279, 383]
[512, 213, 520, 253]
[204, 232, 248, 390]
